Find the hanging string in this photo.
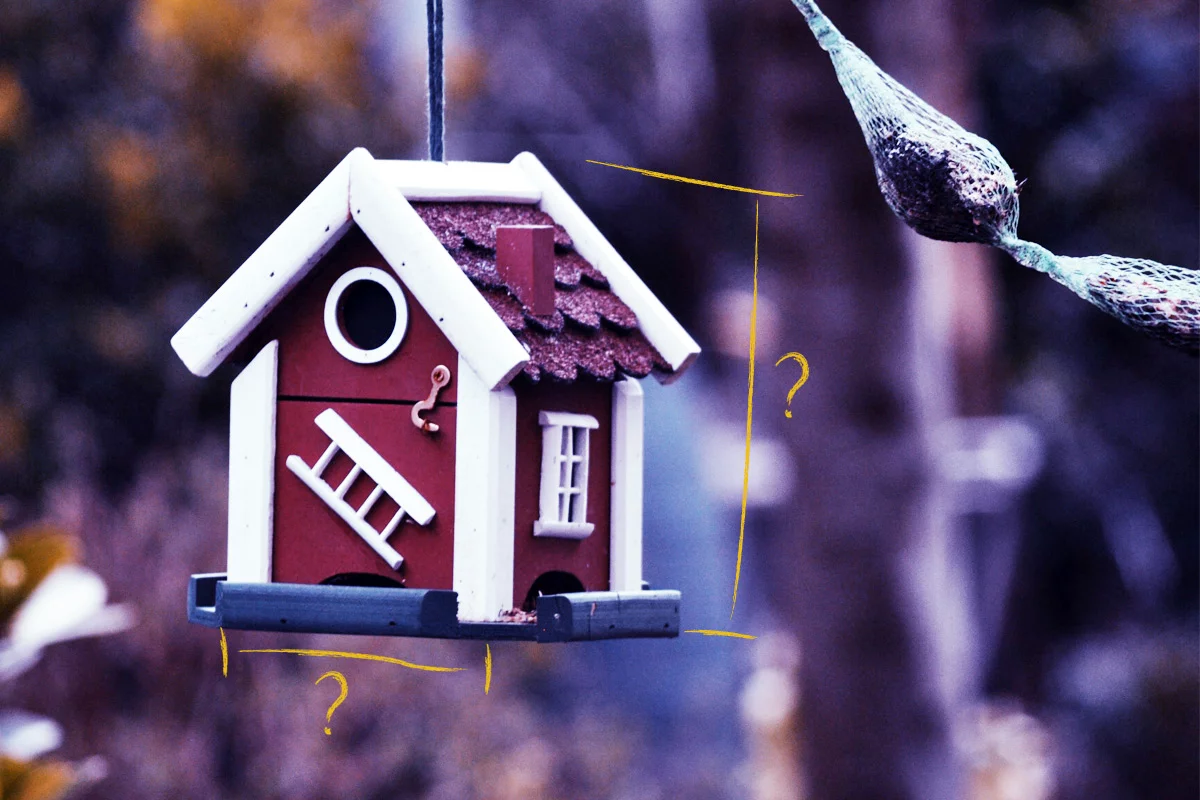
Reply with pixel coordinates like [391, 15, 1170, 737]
[426, 0, 445, 161]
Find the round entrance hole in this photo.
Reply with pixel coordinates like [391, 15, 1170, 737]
[340, 279, 396, 351]
[323, 266, 409, 364]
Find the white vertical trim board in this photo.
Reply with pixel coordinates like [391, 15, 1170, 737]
[349, 156, 529, 391]
[510, 152, 701, 382]
[227, 340, 279, 583]
[452, 355, 517, 620]
[171, 149, 368, 377]
[610, 377, 644, 592]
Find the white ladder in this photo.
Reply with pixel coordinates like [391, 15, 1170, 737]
[285, 409, 436, 571]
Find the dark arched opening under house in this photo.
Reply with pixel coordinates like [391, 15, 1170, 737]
[522, 570, 585, 611]
[320, 572, 405, 589]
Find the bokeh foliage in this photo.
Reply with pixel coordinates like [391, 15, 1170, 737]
[0, 0, 413, 497]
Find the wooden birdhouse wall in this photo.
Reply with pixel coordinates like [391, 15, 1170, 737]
[239, 226, 459, 589]
[512, 380, 612, 609]
[241, 228, 461, 404]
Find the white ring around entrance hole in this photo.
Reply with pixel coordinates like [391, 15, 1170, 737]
[323, 266, 409, 364]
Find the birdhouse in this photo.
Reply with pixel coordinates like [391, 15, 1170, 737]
[178, 149, 699, 641]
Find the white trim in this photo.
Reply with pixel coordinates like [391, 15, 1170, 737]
[453, 355, 517, 620]
[510, 151, 701, 383]
[171, 148, 368, 377]
[610, 377, 644, 591]
[538, 410, 599, 429]
[375, 159, 542, 203]
[349, 157, 530, 391]
[227, 341, 278, 583]
[322, 266, 409, 364]
[534, 412, 596, 539]
[533, 521, 594, 540]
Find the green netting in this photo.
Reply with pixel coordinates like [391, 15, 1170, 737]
[792, 0, 1200, 353]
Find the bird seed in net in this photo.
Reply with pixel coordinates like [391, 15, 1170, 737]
[791, 0, 1200, 354]
[1003, 240, 1200, 351]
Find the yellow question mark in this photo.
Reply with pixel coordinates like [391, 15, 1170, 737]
[315, 671, 349, 736]
[774, 352, 810, 418]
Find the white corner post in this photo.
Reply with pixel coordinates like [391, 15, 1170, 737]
[227, 340, 278, 583]
[610, 377, 644, 592]
[453, 355, 517, 620]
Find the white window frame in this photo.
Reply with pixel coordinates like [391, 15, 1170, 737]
[323, 266, 409, 364]
[534, 411, 598, 539]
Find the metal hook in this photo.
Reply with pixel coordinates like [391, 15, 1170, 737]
[412, 365, 451, 433]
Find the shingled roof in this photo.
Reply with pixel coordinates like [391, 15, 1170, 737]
[171, 150, 699, 389]
[413, 202, 671, 383]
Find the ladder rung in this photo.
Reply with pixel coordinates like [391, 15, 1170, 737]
[381, 508, 406, 540]
[336, 464, 362, 499]
[285, 455, 404, 571]
[312, 441, 340, 477]
[358, 484, 384, 518]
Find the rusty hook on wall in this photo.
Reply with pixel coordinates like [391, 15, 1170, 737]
[412, 365, 451, 433]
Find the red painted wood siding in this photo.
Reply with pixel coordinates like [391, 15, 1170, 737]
[239, 226, 458, 587]
[273, 400, 456, 588]
[240, 227, 459, 404]
[512, 381, 612, 608]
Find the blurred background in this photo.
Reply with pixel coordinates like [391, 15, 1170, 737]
[0, 0, 1195, 797]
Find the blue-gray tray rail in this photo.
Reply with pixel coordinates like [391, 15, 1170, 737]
[188, 574, 680, 643]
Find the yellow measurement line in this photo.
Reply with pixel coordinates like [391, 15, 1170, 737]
[684, 629, 757, 640]
[239, 648, 465, 673]
[731, 200, 760, 619]
[484, 644, 492, 694]
[586, 160, 801, 198]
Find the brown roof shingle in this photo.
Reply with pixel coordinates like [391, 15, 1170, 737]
[412, 202, 671, 383]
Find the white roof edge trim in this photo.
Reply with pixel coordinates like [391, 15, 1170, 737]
[374, 159, 542, 203]
[509, 152, 701, 383]
[349, 155, 529, 392]
[170, 147, 369, 377]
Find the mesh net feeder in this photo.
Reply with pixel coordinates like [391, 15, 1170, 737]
[791, 0, 1200, 353]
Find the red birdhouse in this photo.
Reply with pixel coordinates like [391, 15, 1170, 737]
[176, 149, 698, 641]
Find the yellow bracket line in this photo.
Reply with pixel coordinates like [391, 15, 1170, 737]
[484, 644, 492, 695]
[239, 648, 465, 673]
[220, 628, 228, 677]
[586, 160, 802, 198]
[684, 629, 757, 640]
[731, 200, 760, 620]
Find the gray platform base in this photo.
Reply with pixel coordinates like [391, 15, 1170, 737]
[536, 590, 682, 641]
[189, 574, 680, 642]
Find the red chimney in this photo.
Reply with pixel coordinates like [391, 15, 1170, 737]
[496, 225, 556, 315]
